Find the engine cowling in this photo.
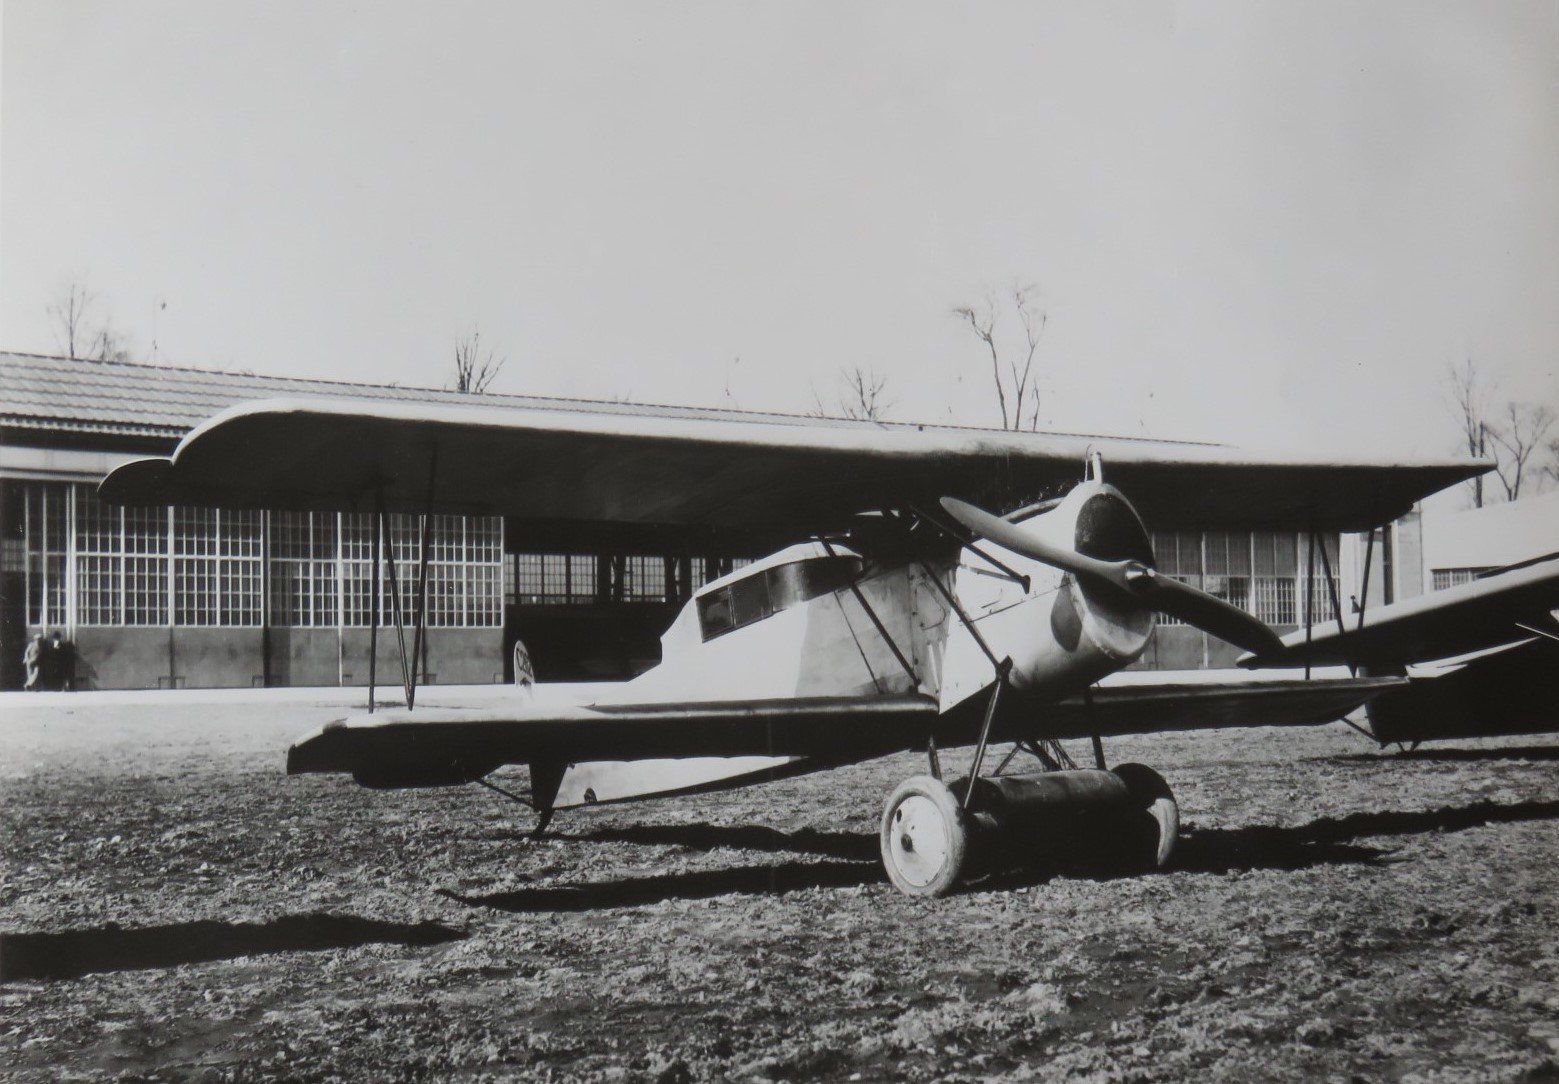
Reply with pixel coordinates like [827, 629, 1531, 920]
[1000, 480, 1156, 696]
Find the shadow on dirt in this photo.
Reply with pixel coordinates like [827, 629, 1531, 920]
[438, 859, 883, 912]
[1171, 827, 1396, 875]
[1147, 798, 1559, 876]
[559, 823, 879, 862]
[0, 913, 465, 982]
[1328, 744, 1559, 764]
[449, 797, 1559, 910]
[1262, 798, 1559, 845]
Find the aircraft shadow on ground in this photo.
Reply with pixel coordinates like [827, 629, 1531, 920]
[0, 913, 465, 983]
[1170, 797, 1559, 877]
[1327, 744, 1559, 764]
[437, 859, 882, 913]
[449, 797, 1559, 910]
[559, 823, 880, 862]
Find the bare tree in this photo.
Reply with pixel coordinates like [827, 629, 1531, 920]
[811, 364, 893, 421]
[1486, 401, 1556, 502]
[1441, 358, 1559, 504]
[47, 277, 131, 361]
[1442, 358, 1497, 506]
[952, 283, 1047, 430]
[452, 330, 506, 393]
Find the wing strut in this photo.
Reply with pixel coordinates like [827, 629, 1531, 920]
[367, 446, 440, 713]
[906, 501, 1031, 590]
[914, 556, 1022, 805]
[964, 657, 1012, 809]
[381, 502, 414, 704]
[1316, 531, 1347, 640]
[917, 559, 1004, 671]
[1304, 528, 1316, 680]
[1085, 685, 1106, 769]
[407, 446, 439, 710]
[367, 491, 383, 713]
[1355, 526, 1376, 637]
[816, 536, 918, 687]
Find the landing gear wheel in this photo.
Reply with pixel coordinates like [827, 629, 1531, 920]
[1111, 763, 1179, 869]
[881, 775, 970, 897]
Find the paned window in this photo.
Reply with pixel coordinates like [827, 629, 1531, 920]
[124, 506, 171, 624]
[1432, 567, 1496, 591]
[1299, 532, 1342, 625]
[268, 512, 337, 626]
[1202, 530, 1252, 614]
[75, 494, 123, 625]
[1152, 531, 1202, 625]
[623, 555, 667, 601]
[568, 555, 596, 603]
[22, 486, 496, 632]
[24, 485, 69, 626]
[172, 506, 261, 626]
[1146, 529, 1337, 630]
[29, 487, 172, 628]
[332, 513, 502, 627]
[1251, 531, 1300, 625]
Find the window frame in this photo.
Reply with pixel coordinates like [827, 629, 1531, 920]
[696, 555, 862, 642]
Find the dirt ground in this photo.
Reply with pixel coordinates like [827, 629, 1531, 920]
[2, 696, 1557, 1082]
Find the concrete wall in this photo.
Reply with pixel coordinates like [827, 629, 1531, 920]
[264, 628, 338, 688]
[172, 627, 265, 688]
[69, 627, 175, 689]
[341, 628, 504, 687]
[41, 624, 502, 690]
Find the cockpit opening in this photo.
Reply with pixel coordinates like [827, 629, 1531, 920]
[697, 554, 863, 641]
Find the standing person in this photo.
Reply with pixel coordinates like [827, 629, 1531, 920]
[46, 631, 74, 691]
[23, 633, 44, 690]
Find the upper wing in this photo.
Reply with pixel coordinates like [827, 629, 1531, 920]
[100, 396, 1482, 532]
[1240, 554, 1559, 670]
[287, 676, 1400, 789]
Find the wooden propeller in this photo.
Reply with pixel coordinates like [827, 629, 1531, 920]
[940, 496, 1283, 656]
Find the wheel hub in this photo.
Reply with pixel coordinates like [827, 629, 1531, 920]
[888, 794, 950, 888]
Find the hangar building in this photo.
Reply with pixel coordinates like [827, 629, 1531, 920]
[1, 351, 1405, 690]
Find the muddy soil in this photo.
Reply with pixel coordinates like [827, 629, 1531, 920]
[2, 699, 1556, 1081]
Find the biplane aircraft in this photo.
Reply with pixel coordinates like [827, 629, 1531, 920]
[100, 397, 1559, 895]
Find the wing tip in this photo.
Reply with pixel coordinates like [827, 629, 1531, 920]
[98, 457, 174, 507]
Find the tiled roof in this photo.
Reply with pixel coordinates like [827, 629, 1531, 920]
[0, 350, 1218, 447]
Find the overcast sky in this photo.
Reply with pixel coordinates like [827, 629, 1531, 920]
[3, 2, 1556, 460]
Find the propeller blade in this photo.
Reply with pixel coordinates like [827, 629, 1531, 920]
[1125, 567, 1283, 656]
[939, 495, 1283, 655]
[938, 497, 1128, 587]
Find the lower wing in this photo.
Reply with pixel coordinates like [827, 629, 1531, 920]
[287, 676, 1401, 793]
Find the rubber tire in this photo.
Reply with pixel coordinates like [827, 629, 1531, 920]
[1111, 762, 1179, 869]
[880, 775, 970, 897]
